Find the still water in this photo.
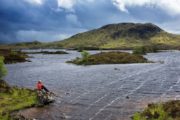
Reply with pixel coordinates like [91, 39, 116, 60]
[5, 50, 180, 120]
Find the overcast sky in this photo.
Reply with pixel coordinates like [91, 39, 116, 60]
[1, 0, 180, 43]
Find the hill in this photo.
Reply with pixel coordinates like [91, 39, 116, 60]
[0, 41, 51, 49]
[55, 23, 180, 49]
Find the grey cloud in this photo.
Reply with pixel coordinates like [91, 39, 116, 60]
[0, 0, 180, 43]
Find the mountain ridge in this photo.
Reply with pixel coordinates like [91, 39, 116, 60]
[56, 23, 180, 49]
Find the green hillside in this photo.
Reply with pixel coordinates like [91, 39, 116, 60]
[56, 23, 180, 49]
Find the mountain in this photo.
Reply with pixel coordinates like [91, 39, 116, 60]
[56, 23, 180, 49]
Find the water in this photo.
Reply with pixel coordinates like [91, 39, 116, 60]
[5, 50, 180, 120]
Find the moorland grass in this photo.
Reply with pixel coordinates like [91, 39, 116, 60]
[0, 86, 38, 120]
[132, 100, 180, 120]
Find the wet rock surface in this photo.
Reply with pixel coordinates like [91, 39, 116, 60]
[5, 50, 180, 120]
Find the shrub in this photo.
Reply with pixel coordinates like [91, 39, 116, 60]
[133, 46, 146, 55]
[132, 100, 180, 120]
[81, 50, 90, 62]
[0, 56, 7, 79]
[133, 45, 158, 55]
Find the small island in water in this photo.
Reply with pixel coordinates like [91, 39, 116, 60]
[25, 50, 69, 54]
[0, 49, 29, 64]
[68, 51, 149, 65]
[0, 49, 69, 64]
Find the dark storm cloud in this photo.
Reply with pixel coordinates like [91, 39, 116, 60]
[0, 0, 72, 43]
[0, 0, 180, 43]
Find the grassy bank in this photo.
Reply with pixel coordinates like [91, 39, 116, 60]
[68, 51, 148, 65]
[0, 57, 38, 120]
[132, 100, 180, 120]
[0, 80, 38, 120]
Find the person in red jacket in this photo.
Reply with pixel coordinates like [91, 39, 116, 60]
[36, 80, 52, 104]
[37, 80, 49, 92]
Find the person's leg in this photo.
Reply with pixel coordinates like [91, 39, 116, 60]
[42, 86, 49, 92]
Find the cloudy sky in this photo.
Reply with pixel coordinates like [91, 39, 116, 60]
[1, 0, 180, 43]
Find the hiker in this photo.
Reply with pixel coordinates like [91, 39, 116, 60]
[36, 80, 50, 104]
[36, 80, 55, 105]
[36, 80, 49, 93]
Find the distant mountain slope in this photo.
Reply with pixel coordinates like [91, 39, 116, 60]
[56, 23, 180, 49]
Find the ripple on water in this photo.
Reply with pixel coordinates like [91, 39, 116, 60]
[5, 50, 180, 120]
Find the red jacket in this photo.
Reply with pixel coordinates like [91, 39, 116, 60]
[37, 82, 43, 90]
